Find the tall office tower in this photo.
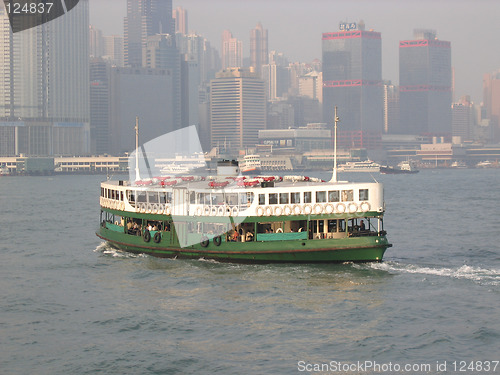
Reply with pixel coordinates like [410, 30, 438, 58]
[109, 67, 174, 155]
[250, 22, 268, 76]
[210, 68, 266, 152]
[452, 96, 476, 142]
[262, 50, 289, 100]
[90, 59, 110, 154]
[124, 0, 174, 67]
[103, 35, 124, 67]
[383, 81, 400, 134]
[89, 25, 104, 58]
[221, 30, 243, 69]
[299, 71, 323, 103]
[0, 1, 90, 156]
[483, 70, 500, 140]
[172, 6, 188, 35]
[322, 22, 383, 136]
[399, 29, 452, 135]
[143, 34, 181, 130]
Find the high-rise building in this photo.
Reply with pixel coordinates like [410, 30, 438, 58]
[452, 96, 476, 142]
[124, 0, 174, 67]
[399, 29, 452, 135]
[90, 59, 110, 154]
[322, 21, 383, 137]
[172, 6, 188, 35]
[0, 1, 90, 156]
[210, 68, 266, 152]
[143, 34, 181, 130]
[89, 25, 104, 58]
[483, 70, 500, 140]
[250, 22, 268, 76]
[383, 81, 400, 134]
[103, 35, 124, 67]
[221, 30, 243, 69]
[109, 67, 174, 155]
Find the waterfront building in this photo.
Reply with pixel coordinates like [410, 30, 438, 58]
[399, 29, 452, 135]
[210, 68, 266, 153]
[250, 22, 268, 76]
[452, 96, 476, 142]
[0, 1, 90, 156]
[322, 21, 383, 140]
[124, 0, 174, 67]
[383, 81, 400, 134]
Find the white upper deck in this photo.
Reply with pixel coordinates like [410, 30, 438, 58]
[100, 174, 385, 218]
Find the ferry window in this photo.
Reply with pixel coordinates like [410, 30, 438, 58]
[212, 193, 223, 205]
[269, 193, 278, 205]
[127, 190, 135, 203]
[225, 193, 238, 205]
[328, 190, 339, 202]
[160, 192, 167, 204]
[148, 192, 159, 203]
[359, 189, 369, 201]
[136, 192, 147, 203]
[101, 187, 104, 197]
[341, 190, 353, 202]
[279, 193, 289, 204]
[120, 191, 124, 201]
[258, 194, 265, 205]
[166, 192, 172, 203]
[304, 192, 312, 203]
[190, 191, 196, 204]
[316, 191, 327, 203]
[291, 192, 301, 204]
[245, 192, 254, 205]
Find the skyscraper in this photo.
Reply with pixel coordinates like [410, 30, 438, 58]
[172, 6, 188, 35]
[483, 70, 500, 140]
[210, 68, 266, 152]
[322, 22, 383, 137]
[90, 58, 110, 154]
[399, 29, 452, 135]
[221, 30, 243, 69]
[250, 22, 268, 76]
[124, 0, 174, 67]
[0, 1, 90, 156]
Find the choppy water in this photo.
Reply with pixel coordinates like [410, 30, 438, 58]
[1, 170, 499, 374]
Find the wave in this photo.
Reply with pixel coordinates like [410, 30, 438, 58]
[368, 261, 500, 286]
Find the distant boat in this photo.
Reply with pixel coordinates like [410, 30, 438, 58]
[451, 161, 467, 169]
[476, 160, 493, 168]
[240, 154, 262, 175]
[338, 160, 381, 172]
[0, 163, 10, 176]
[380, 160, 419, 174]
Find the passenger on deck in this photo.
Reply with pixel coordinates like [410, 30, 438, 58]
[245, 231, 254, 242]
[360, 220, 366, 231]
[232, 230, 239, 242]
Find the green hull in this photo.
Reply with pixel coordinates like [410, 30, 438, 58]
[97, 227, 390, 263]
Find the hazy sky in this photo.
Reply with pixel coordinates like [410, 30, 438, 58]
[89, 0, 500, 104]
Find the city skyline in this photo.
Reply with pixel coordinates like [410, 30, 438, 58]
[89, 0, 500, 104]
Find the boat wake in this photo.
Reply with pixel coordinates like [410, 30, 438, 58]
[367, 261, 500, 286]
[93, 242, 146, 258]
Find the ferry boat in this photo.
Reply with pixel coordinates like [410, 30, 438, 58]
[380, 160, 419, 174]
[239, 154, 262, 175]
[96, 109, 391, 263]
[338, 160, 381, 172]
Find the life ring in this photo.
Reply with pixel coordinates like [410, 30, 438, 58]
[218, 206, 225, 216]
[231, 206, 239, 216]
[138, 202, 146, 213]
[211, 206, 218, 216]
[213, 236, 222, 246]
[147, 203, 153, 213]
[348, 202, 358, 213]
[336, 203, 346, 213]
[256, 206, 265, 216]
[120, 202, 125, 210]
[153, 231, 162, 243]
[265, 206, 273, 216]
[196, 207, 203, 216]
[143, 230, 151, 243]
[284, 205, 292, 215]
[313, 204, 323, 215]
[303, 204, 312, 215]
[292, 204, 302, 215]
[200, 236, 209, 247]
[360, 201, 371, 212]
[325, 203, 334, 214]
[204, 206, 211, 215]
[274, 206, 283, 216]
[276, 227, 283, 233]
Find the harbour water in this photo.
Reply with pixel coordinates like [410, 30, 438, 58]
[1, 170, 499, 374]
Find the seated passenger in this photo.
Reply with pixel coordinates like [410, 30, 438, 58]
[245, 231, 254, 242]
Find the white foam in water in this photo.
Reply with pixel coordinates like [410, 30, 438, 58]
[369, 261, 500, 286]
[93, 242, 146, 258]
